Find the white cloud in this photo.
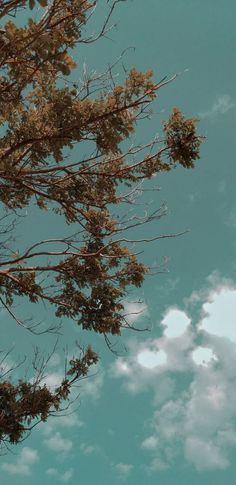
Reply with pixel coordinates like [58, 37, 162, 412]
[57, 413, 83, 428]
[82, 366, 104, 399]
[114, 462, 133, 478]
[111, 341, 174, 403]
[42, 412, 83, 436]
[61, 469, 74, 482]
[112, 359, 132, 376]
[2, 447, 39, 476]
[191, 346, 218, 367]
[112, 278, 236, 471]
[40, 362, 104, 402]
[137, 348, 167, 369]
[44, 432, 72, 453]
[184, 437, 229, 470]
[145, 370, 236, 471]
[0, 357, 15, 378]
[47, 468, 74, 482]
[111, 329, 193, 399]
[80, 443, 99, 456]
[162, 331, 194, 372]
[41, 371, 64, 391]
[141, 435, 159, 450]
[123, 301, 148, 324]
[199, 286, 236, 342]
[199, 95, 236, 119]
[161, 308, 191, 338]
[47, 468, 57, 478]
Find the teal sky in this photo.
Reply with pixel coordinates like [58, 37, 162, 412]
[1, 1, 236, 483]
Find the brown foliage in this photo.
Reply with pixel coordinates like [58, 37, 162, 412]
[0, 0, 202, 445]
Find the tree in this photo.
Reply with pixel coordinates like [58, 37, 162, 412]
[0, 0, 202, 446]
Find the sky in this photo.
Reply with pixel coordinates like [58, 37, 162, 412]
[1, 0, 236, 484]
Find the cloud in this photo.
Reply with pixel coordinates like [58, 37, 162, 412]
[141, 436, 159, 450]
[199, 286, 236, 342]
[184, 437, 229, 471]
[137, 348, 167, 369]
[111, 306, 193, 401]
[148, 351, 236, 470]
[46, 467, 74, 482]
[41, 411, 83, 436]
[111, 278, 236, 471]
[114, 462, 133, 479]
[40, 361, 104, 403]
[0, 355, 15, 378]
[161, 308, 191, 338]
[40, 371, 64, 391]
[80, 443, 99, 456]
[2, 447, 39, 476]
[199, 95, 236, 119]
[191, 346, 218, 367]
[44, 431, 72, 453]
[82, 366, 104, 399]
[123, 300, 148, 324]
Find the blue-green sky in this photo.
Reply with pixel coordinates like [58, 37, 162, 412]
[1, 0, 236, 483]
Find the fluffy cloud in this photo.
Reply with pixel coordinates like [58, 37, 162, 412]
[184, 437, 229, 470]
[161, 308, 191, 338]
[41, 371, 64, 391]
[82, 366, 104, 399]
[40, 350, 104, 400]
[46, 467, 74, 482]
[112, 279, 236, 471]
[0, 354, 15, 379]
[137, 348, 167, 369]
[2, 447, 39, 476]
[199, 286, 236, 342]
[123, 301, 148, 324]
[191, 346, 217, 366]
[39, 360, 104, 420]
[44, 431, 72, 453]
[80, 443, 99, 456]
[141, 436, 159, 450]
[199, 94, 236, 119]
[42, 411, 83, 436]
[111, 305, 193, 402]
[114, 462, 133, 479]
